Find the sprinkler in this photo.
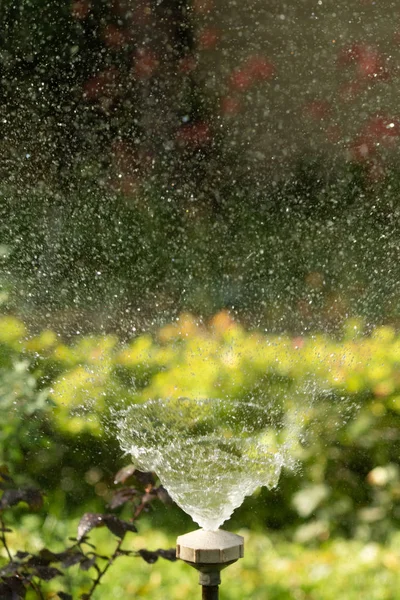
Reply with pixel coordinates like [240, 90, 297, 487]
[176, 529, 244, 599]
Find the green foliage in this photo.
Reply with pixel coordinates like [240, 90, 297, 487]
[1, 310, 400, 539]
[2, 310, 400, 594]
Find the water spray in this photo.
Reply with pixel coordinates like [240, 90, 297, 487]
[116, 397, 298, 596]
[176, 529, 244, 599]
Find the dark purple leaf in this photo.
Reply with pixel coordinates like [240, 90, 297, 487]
[155, 486, 173, 504]
[155, 549, 177, 562]
[39, 548, 58, 561]
[77, 513, 105, 541]
[15, 551, 30, 560]
[138, 548, 177, 564]
[77, 512, 137, 541]
[102, 514, 137, 538]
[0, 526, 13, 533]
[59, 552, 84, 568]
[0, 575, 26, 598]
[0, 465, 13, 484]
[57, 593, 73, 600]
[0, 488, 43, 510]
[138, 549, 159, 564]
[27, 549, 58, 567]
[33, 566, 63, 581]
[108, 487, 138, 509]
[133, 471, 156, 487]
[0, 584, 15, 600]
[79, 557, 97, 572]
[114, 465, 136, 484]
[140, 492, 156, 506]
[0, 562, 21, 577]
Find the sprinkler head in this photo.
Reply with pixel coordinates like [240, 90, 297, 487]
[176, 529, 244, 587]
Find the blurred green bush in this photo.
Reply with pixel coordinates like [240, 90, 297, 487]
[6, 521, 400, 600]
[1, 310, 400, 540]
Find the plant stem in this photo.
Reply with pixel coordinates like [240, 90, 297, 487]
[85, 537, 124, 599]
[29, 579, 45, 600]
[0, 515, 12, 561]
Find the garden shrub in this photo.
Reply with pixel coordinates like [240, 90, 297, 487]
[0, 464, 175, 599]
[1, 310, 400, 538]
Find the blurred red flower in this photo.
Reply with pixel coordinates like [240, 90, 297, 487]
[220, 96, 242, 116]
[243, 55, 275, 80]
[83, 67, 119, 100]
[229, 69, 253, 92]
[178, 56, 198, 75]
[134, 49, 159, 79]
[338, 43, 389, 80]
[71, 0, 90, 19]
[229, 55, 275, 91]
[349, 114, 400, 164]
[197, 27, 220, 50]
[349, 136, 375, 162]
[102, 24, 127, 49]
[176, 122, 212, 148]
[193, 0, 214, 14]
[361, 115, 400, 145]
[302, 100, 331, 121]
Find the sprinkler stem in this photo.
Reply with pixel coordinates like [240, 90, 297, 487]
[202, 585, 219, 600]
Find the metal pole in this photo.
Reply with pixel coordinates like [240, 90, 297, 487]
[202, 585, 219, 600]
[199, 570, 220, 599]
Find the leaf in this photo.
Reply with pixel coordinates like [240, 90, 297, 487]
[77, 512, 137, 541]
[114, 465, 136, 484]
[0, 575, 26, 598]
[0, 584, 15, 600]
[0, 525, 13, 533]
[59, 551, 84, 568]
[15, 551, 30, 560]
[38, 548, 59, 563]
[155, 549, 177, 562]
[27, 549, 58, 567]
[138, 548, 177, 564]
[102, 514, 137, 538]
[77, 513, 105, 541]
[0, 488, 43, 511]
[0, 465, 13, 484]
[79, 557, 97, 572]
[57, 593, 73, 600]
[33, 565, 63, 581]
[137, 549, 159, 564]
[0, 561, 21, 577]
[155, 486, 173, 504]
[108, 487, 138, 509]
[133, 471, 156, 488]
[140, 492, 156, 506]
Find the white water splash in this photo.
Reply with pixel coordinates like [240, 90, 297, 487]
[116, 397, 300, 530]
